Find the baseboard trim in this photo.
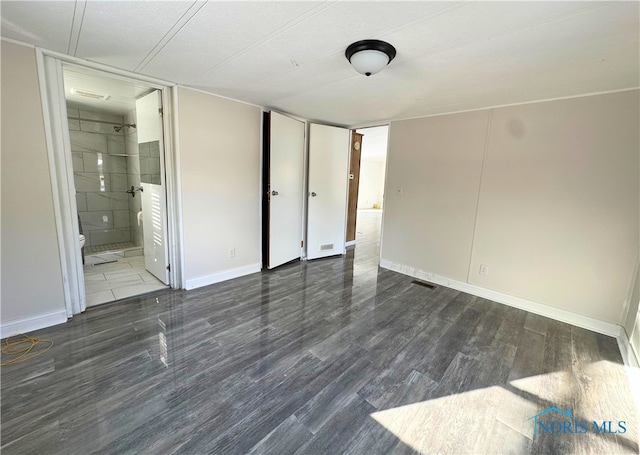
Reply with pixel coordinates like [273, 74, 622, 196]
[380, 259, 621, 338]
[0, 310, 68, 339]
[185, 263, 262, 290]
[617, 328, 640, 368]
[345, 240, 356, 247]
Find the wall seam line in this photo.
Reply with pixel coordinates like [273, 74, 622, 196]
[466, 109, 493, 283]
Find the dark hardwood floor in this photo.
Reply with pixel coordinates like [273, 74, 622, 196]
[1, 210, 638, 454]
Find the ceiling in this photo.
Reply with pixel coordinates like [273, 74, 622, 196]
[63, 65, 154, 115]
[2, 1, 638, 126]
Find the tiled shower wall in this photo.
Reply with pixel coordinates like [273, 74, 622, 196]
[69, 107, 131, 247]
[125, 109, 143, 247]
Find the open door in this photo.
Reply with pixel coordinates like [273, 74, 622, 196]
[263, 111, 305, 269]
[307, 123, 350, 260]
[346, 131, 363, 243]
[136, 90, 169, 284]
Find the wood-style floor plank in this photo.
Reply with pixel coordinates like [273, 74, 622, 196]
[1, 211, 637, 454]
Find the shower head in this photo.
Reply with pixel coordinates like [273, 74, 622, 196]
[113, 124, 136, 133]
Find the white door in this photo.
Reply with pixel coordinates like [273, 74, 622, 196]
[307, 124, 350, 260]
[136, 90, 169, 284]
[267, 112, 305, 269]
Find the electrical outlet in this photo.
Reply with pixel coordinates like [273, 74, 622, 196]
[396, 186, 403, 197]
[229, 248, 235, 258]
[479, 264, 489, 276]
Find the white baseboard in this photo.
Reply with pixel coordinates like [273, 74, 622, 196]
[618, 328, 640, 368]
[0, 310, 68, 339]
[185, 263, 261, 290]
[345, 240, 356, 247]
[380, 259, 621, 338]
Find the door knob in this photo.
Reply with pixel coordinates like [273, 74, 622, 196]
[272, 190, 279, 196]
[311, 192, 317, 197]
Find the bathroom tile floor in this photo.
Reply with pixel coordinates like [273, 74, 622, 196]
[84, 254, 167, 306]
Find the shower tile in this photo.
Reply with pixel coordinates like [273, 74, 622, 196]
[73, 172, 108, 192]
[70, 130, 107, 154]
[113, 210, 130, 228]
[71, 152, 84, 172]
[108, 156, 127, 174]
[127, 155, 140, 175]
[82, 152, 106, 173]
[79, 110, 122, 124]
[90, 228, 130, 246]
[110, 174, 128, 192]
[108, 135, 125, 155]
[68, 119, 81, 131]
[80, 120, 124, 136]
[149, 141, 160, 157]
[86, 192, 128, 211]
[76, 193, 87, 212]
[80, 211, 113, 231]
[67, 107, 79, 118]
[151, 175, 161, 185]
[138, 142, 150, 157]
[125, 135, 139, 155]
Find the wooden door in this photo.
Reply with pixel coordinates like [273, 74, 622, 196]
[346, 132, 363, 242]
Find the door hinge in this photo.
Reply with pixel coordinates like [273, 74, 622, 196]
[166, 264, 171, 271]
[301, 240, 304, 248]
[158, 108, 164, 117]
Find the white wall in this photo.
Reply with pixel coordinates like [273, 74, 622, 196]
[1, 41, 67, 327]
[357, 159, 385, 209]
[383, 91, 639, 325]
[177, 87, 262, 288]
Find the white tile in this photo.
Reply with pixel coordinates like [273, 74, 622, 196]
[73, 172, 108, 192]
[108, 135, 125, 155]
[86, 192, 128, 211]
[71, 152, 84, 172]
[82, 152, 105, 173]
[86, 274, 142, 294]
[84, 273, 106, 281]
[112, 282, 167, 300]
[113, 210, 130, 228]
[79, 110, 123, 124]
[80, 211, 113, 230]
[90, 228, 130, 245]
[80, 120, 124, 136]
[70, 130, 107, 154]
[139, 272, 163, 283]
[110, 174, 128, 191]
[86, 290, 115, 307]
[76, 193, 87, 212]
[67, 107, 79, 118]
[68, 119, 81, 131]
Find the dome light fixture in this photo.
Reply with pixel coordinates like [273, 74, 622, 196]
[345, 39, 396, 77]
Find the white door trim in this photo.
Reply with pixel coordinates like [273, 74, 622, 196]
[35, 47, 183, 318]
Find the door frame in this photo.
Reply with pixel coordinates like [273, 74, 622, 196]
[35, 47, 183, 317]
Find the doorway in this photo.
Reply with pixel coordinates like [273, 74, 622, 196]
[345, 125, 389, 254]
[57, 63, 171, 308]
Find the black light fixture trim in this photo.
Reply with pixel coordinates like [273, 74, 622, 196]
[345, 39, 397, 68]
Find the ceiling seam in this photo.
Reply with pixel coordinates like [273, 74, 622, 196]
[259, 2, 614, 107]
[67, 0, 87, 56]
[184, 0, 341, 85]
[134, 0, 209, 73]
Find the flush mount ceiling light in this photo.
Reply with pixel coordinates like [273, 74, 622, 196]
[345, 39, 396, 77]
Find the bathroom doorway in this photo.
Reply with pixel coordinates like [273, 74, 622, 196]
[63, 65, 169, 306]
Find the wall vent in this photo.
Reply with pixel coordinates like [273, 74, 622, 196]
[320, 243, 334, 251]
[411, 280, 437, 290]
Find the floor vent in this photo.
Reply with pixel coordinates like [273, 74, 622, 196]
[320, 243, 334, 251]
[92, 260, 118, 266]
[411, 280, 437, 290]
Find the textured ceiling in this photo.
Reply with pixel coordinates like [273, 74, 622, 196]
[2, 1, 638, 126]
